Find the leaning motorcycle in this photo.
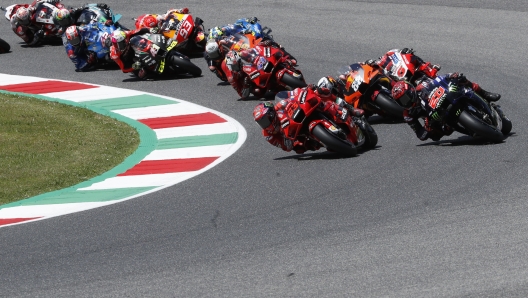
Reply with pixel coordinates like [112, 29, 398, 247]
[75, 5, 123, 28]
[207, 17, 272, 40]
[0, 37, 10, 53]
[338, 63, 404, 119]
[3, 2, 65, 44]
[419, 76, 512, 142]
[131, 33, 202, 78]
[229, 44, 306, 98]
[280, 88, 377, 156]
[135, 12, 206, 56]
[376, 49, 438, 85]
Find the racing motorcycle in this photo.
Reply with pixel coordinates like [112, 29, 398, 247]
[280, 88, 377, 156]
[0, 37, 10, 53]
[131, 33, 202, 78]
[338, 63, 404, 119]
[75, 4, 123, 28]
[375, 48, 439, 85]
[82, 22, 115, 64]
[3, 2, 65, 45]
[135, 12, 206, 56]
[207, 17, 272, 40]
[419, 75, 511, 142]
[229, 42, 306, 98]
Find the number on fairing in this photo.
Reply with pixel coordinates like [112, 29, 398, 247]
[429, 87, 445, 109]
[178, 20, 193, 39]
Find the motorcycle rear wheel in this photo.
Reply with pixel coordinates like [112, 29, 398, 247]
[0, 38, 11, 53]
[312, 124, 357, 157]
[170, 55, 202, 77]
[458, 110, 504, 142]
[280, 73, 307, 89]
[373, 92, 404, 119]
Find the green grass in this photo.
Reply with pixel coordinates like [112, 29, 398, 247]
[0, 93, 140, 205]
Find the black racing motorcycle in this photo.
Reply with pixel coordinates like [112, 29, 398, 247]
[420, 75, 511, 142]
[130, 33, 202, 78]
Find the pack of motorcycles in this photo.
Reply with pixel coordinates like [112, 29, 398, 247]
[1, 2, 512, 156]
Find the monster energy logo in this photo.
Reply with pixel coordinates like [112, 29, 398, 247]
[431, 111, 441, 121]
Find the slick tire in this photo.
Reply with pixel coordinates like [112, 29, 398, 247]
[373, 92, 404, 119]
[312, 124, 357, 157]
[0, 38, 11, 54]
[170, 55, 202, 77]
[458, 110, 504, 142]
[280, 73, 307, 89]
[500, 115, 512, 135]
[360, 120, 378, 149]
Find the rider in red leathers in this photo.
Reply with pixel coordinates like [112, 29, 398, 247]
[364, 48, 441, 85]
[253, 81, 364, 154]
[221, 40, 297, 99]
[106, 27, 150, 73]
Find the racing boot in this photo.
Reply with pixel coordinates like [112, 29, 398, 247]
[474, 83, 501, 102]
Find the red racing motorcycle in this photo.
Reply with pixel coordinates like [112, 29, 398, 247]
[230, 44, 306, 98]
[280, 88, 378, 156]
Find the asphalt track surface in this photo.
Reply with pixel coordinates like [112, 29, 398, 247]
[1, 1, 528, 297]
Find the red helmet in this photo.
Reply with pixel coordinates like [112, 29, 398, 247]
[135, 14, 158, 29]
[253, 102, 278, 133]
[392, 81, 417, 107]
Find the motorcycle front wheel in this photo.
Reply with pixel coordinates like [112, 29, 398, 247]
[170, 55, 202, 77]
[280, 73, 307, 89]
[458, 110, 504, 142]
[373, 92, 404, 119]
[0, 38, 11, 53]
[312, 124, 357, 157]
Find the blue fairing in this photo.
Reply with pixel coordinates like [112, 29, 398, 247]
[208, 18, 264, 40]
[82, 22, 114, 59]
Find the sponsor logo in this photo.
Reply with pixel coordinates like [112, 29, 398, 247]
[249, 71, 260, 79]
[299, 91, 307, 103]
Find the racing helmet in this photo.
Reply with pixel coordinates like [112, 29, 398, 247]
[130, 35, 151, 53]
[65, 25, 81, 46]
[391, 81, 417, 107]
[53, 8, 71, 27]
[225, 51, 241, 72]
[253, 102, 278, 133]
[112, 29, 127, 51]
[15, 7, 30, 26]
[205, 39, 220, 59]
[317, 76, 339, 96]
[135, 14, 157, 29]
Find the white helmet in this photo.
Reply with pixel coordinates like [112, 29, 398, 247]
[112, 29, 127, 51]
[317, 76, 338, 96]
[15, 7, 30, 26]
[205, 39, 220, 59]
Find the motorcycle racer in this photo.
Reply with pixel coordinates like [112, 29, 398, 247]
[221, 40, 297, 98]
[52, 3, 114, 35]
[364, 48, 440, 85]
[8, 0, 65, 46]
[105, 27, 150, 73]
[63, 23, 112, 72]
[253, 82, 363, 154]
[204, 28, 294, 82]
[392, 72, 501, 141]
[134, 7, 189, 31]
